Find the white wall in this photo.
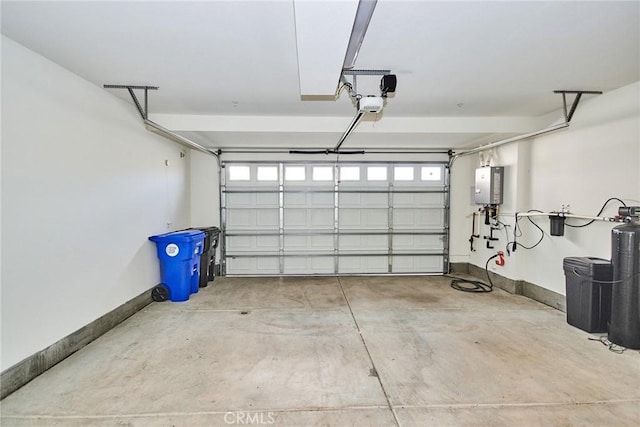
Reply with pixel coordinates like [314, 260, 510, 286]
[448, 154, 473, 264]
[1, 36, 191, 371]
[451, 81, 640, 295]
[189, 150, 219, 228]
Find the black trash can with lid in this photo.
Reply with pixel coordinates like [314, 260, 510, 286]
[192, 226, 220, 288]
[563, 257, 613, 333]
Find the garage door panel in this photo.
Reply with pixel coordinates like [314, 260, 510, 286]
[339, 208, 387, 228]
[227, 193, 254, 206]
[393, 234, 443, 250]
[226, 235, 253, 250]
[284, 209, 306, 227]
[256, 192, 279, 206]
[284, 208, 333, 228]
[227, 235, 279, 251]
[284, 256, 333, 274]
[284, 235, 305, 248]
[311, 192, 333, 205]
[365, 209, 388, 227]
[339, 193, 361, 206]
[256, 210, 279, 227]
[361, 193, 387, 206]
[285, 193, 332, 207]
[339, 256, 388, 274]
[284, 192, 306, 205]
[393, 192, 444, 206]
[223, 161, 448, 276]
[310, 209, 333, 227]
[256, 235, 280, 249]
[226, 209, 253, 228]
[227, 208, 280, 229]
[339, 235, 387, 250]
[284, 235, 333, 250]
[226, 192, 279, 208]
[227, 257, 280, 275]
[393, 208, 444, 228]
[339, 209, 361, 227]
[312, 235, 334, 248]
[392, 255, 443, 273]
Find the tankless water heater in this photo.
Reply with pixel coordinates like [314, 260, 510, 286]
[474, 166, 504, 205]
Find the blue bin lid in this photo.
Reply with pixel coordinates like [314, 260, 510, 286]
[149, 229, 205, 243]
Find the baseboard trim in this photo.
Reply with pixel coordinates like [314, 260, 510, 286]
[449, 262, 470, 274]
[464, 263, 566, 312]
[1, 288, 153, 400]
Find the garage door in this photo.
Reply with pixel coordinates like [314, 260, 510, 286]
[221, 161, 449, 276]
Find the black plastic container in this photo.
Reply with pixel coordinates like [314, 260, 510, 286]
[609, 222, 640, 349]
[563, 257, 613, 333]
[549, 215, 566, 236]
[194, 226, 220, 288]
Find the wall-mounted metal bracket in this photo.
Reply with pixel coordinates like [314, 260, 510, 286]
[450, 89, 603, 166]
[553, 90, 603, 123]
[103, 84, 218, 157]
[103, 85, 158, 121]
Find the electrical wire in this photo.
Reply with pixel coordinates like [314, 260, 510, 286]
[588, 336, 626, 354]
[450, 254, 498, 293]
[504, 198, 630, 253]
[565, 198, 627, 228]
[506, 210, 545, 254]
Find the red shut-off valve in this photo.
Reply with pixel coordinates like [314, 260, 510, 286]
[495, 251, 505, 266]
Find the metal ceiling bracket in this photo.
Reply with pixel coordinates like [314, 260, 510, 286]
[553, 90, 603, 122]
[341, 69, 392, 100]
[342, 69, 391, 76]
[450, 89, 603, 166]
[103, 84, 218, 157]
[103, 85, 158, 120]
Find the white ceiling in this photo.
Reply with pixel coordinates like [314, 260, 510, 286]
[2, 1, 639, 151]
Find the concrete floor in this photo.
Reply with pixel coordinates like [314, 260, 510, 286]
[1, 275, 639, 426]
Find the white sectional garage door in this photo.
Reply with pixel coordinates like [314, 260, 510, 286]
[221, 162, 449, 276]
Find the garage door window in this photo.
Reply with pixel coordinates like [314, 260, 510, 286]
[257, 166, 278, 181]
[312, 166, 333, 181]
[339, 166, 360, 181]
[229, 165, 250, 181]
[394, 166, 414, 181]
[421, 166, 442, 181]
[285, 166, 305, 181]
[367, 166, 387, 181]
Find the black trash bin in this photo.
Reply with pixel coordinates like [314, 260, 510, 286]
[563, 257, 613, 333]
[192, 226, 220, 288]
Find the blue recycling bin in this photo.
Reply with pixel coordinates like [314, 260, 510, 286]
[149, 230, 205, 302]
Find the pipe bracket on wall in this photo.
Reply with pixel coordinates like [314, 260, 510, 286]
[103, 84, 218, 157]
